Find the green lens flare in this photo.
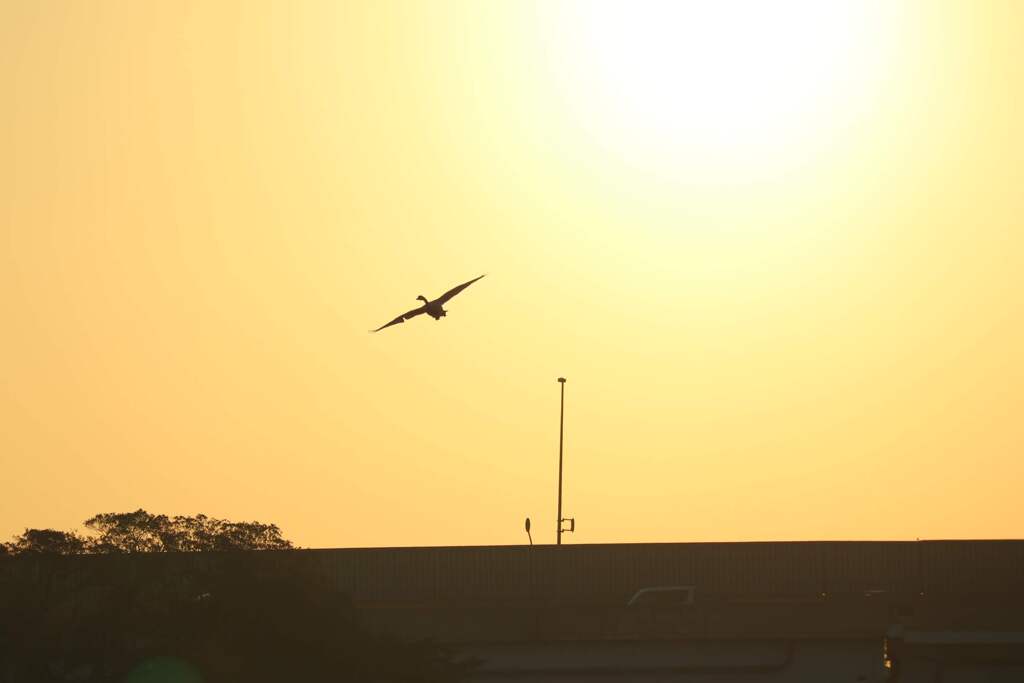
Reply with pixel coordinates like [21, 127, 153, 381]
[123, 657, 203, 683]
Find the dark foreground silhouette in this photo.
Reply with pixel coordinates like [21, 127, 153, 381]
[372, 274, 485, 332]
[0, 511, 474, 681]
[0, 556, 472, 682]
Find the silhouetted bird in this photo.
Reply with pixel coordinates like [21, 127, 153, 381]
[371, 274, 485, 332]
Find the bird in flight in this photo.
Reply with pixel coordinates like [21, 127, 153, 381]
[371, 274, 486, 332]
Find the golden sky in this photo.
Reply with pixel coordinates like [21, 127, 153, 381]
[2, 1, 1021, 548]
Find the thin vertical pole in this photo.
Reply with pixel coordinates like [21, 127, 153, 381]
[557, 377, 566, 545]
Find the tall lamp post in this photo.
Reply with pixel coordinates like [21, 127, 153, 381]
[556, 377, 574, 545]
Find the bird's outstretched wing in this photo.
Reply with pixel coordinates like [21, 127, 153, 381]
[371, 305, 426, 332]
[437, 274, 486, 304]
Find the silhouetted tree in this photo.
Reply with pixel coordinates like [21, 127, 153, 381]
[5, 528, 89, 555]
[83, 510, 170, 553]
[2, 509, 294, 555]
[84, 510, 294, 552]
[163, 513, 293, 552]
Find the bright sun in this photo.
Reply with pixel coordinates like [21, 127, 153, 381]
[550, 2, 894, 178]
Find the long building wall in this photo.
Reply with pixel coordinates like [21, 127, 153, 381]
[3, 540, 1022, 608]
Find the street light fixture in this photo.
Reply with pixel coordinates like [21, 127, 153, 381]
[556, 377, 574, 545]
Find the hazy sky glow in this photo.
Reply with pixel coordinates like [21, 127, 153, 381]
[2, 1, 1021, 548]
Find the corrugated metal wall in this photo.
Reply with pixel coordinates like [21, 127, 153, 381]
[920, 540, 1024, 595]
[3, 540, 1021, 606]
[437, 546, 530, 602]
[818, 541, 921, 595]
[308, 540, 1022, 604]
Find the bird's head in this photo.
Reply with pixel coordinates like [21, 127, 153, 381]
[416, 295, 428, 303]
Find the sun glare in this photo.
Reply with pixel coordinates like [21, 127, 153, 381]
[551, 2, 894, 178]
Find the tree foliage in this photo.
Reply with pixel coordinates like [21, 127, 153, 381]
[3, 510, 293, 554]
[4, 528, 89, 555]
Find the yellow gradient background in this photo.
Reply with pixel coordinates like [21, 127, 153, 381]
[2, 2, 1021, 547]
